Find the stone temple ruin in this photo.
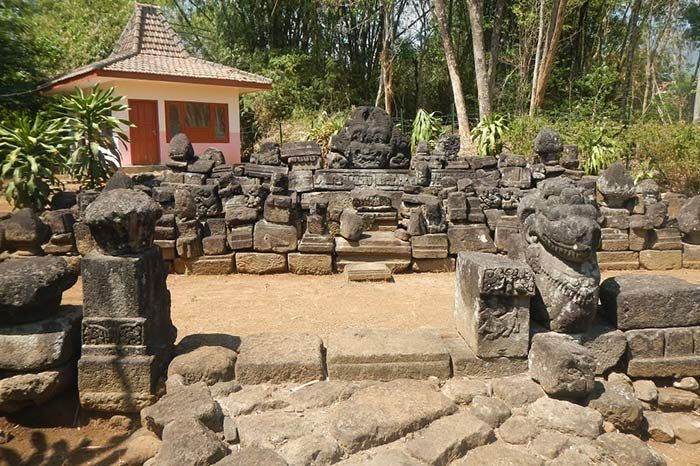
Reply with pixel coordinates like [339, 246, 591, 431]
[0, 107, 699, 465]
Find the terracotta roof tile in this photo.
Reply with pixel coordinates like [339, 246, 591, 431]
[40, 3, 271, 90]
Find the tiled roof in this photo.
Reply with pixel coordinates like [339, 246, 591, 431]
[40, 3, 271, 90]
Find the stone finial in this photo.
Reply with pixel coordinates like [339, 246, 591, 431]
[168, 133, 194, 162]
[84, 188, 162, 256]
[534, 127, 563, 156]
[597, 162, 635, 207]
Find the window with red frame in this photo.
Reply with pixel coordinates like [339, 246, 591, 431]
[165, 101, 229, 143]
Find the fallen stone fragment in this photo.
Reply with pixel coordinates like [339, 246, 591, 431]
[643, 411, 674, 443]
[453, 441, 544, 466]
[550, 439, 615, 466]
[217, 385, 288, 417]
[528, 332, 596, 399]
[340, 208, 364, 241]
[222, 416, 238, 444]
[490, 374, 545, 409]
[167, 346, 237, 386]
[344, 262, 392, 281]
[633, 379, 658, 403]
[571, 320, 627, 375]
[657, 387, 700, 411]
[327, 379, 457, 454]
[141, 382, 223, 436]
[468, 395, 511, 428]
[673, 377, 699, 392]
[213, 447, 288, 466]
[440, 378, 489, 405]
[235, 333, 325, 385]
[0, 363, 75, 413]
[276, 432, 342, 466]
[335, 447, 424, 466]
[497, 415, 540, 445]
[666, 413, 700, 444]
[236, 411, 315, 449]
[404, 412, 494, 466]
[121, 428, 161, 466]
[584, 380, 644, 433]
[596, 432, 666, 466]
[151, 418, 228, 466]
[528, 397, 603, 439]
[529, 431, 571, 460]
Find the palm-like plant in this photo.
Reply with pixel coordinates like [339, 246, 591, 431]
[0, 114, 69, 211]
[411, 109, 443, 150]
[54, 85, 130, 189]
[472, 115, 508, 157]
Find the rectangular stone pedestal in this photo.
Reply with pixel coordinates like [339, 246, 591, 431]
[454, 252, 534, 358]
[335, 231, 411, 272]
[625, 326, 700, 378]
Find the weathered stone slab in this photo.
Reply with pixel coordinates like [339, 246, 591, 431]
[411, 233, 448, 259]
[202, 235, 228, 255]
[152, 418, 227, 466]
[327, 379, 457, 453]
[0, 306, 81, 371]
[443, 337, 527, 378]
[335, 231, 411, 272]
[326, 329, 451, 380]
[243, 163, 288, 178]
[235, 252, 287, 274]
[455, 252, 534, 359]
[298, 233, 334, 254]
[226, 225, 253, 251]
[236, 333, 325, 384]
[600, 274, 700, 329]
[651, 227, 683, 250]
[601, 228, 629, 251]
[404, 412, 494, 466]
[313, 169, 410, 191]
[454, 441, 543, 466]
[214, 447, 289, 466]
[0, 363, 75, 413]
[639, 249, 682, 270]
[288, 170, 314, 193]
[527, 397, 603, 439]
[141, 382, 223, 435]
[412, 258, 455, 273]
[625, 326, 700, 378]
[287, 253, 333, 275]
[597, 251, 639, 270]
[447, 224, 497, 254]
[683, 243, 700, 269]
[529, 332, 596, 399]
[253, 219, 298, 253]
[429, 169, 476, 189]
[176, 254, 235, 275]
[344, 263, 392, 281]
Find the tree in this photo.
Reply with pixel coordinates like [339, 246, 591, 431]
[620, 0, 644, 122]
[530, 0, 569, 114]
[433, 0, 476, 155]
[685, 1, 700, 123]
[465, 0, 491, 119]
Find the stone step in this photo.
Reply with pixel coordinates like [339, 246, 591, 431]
[344, 263, 393, 281]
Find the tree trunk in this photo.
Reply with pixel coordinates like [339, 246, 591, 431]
[434, 0, 476, 156]
[487, 0, 506, 105]
[529, 0, 545, 116]
[466, 0, 492, 119]
[532, 0, 568, 111]
[620, 0, 643, 122]
[694, 55, 700, 124]
[382, 1, 394, 116]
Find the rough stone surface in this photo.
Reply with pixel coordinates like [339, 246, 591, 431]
[213, 447, 288, 466]
[339, 208, 364, 241]
[571, 320, 627, 374]
[528, 332, 596, 399]
[596, 432, 665, 466]
[678, 195, 700, 243]
[0, 256, 78, 325]
[528, 397, 603, 439]
[84, 189, 162, 255]
[0, 363, 75, 413]
[236, 333, 324, 384]
[441, 378, 489, 405]
[490, 374, 545, 409]
[468, 395, 511, 428]
[141, 382, 223, 436]
[454, 441, 544, 466]
[643, 411, 674, 442]
[597, 162, 635, 207]
[121, 428, 161, 466]
[326, 329, 451, 380]
[344, 262, 392, 281]
[327, 379, 457, 453]
[657, 387, 700, 411]
[0, 306, 81, 372]
[633, 380, 658, 403]
[253, 219, 298, 253]
[287, 252, 333, 275]
[666, 413, 700, 444]
[639, 249, 682, 270]
[167, 346, 237, 386]
[584, 380, 644, 433]
[235, 252, 287, 274]
[151, 418, 228, 466]
[497, 415, 540, 445]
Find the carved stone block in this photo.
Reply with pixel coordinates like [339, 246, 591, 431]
[447, 224, 496, 254]
[454, 252, 534, 358]
[410, 234, 448, 259]
[227, 225, 254, 251]
[600, 228, 629, 251]
[253, 219, 298, 253]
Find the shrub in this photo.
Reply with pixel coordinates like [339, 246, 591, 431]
[53, 85, 129, 189]
[306, 110, 349, 156]
[0, 113, 69, 211]
[411, 109, 443, 150]
[472, 114, 508, 157]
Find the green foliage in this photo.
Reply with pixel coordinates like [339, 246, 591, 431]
[53, 85, 130, 189]
[472, 115, 508, 157]
[411, 109, 443, 150]
[0, 113, 69, 211]
[576, 124, 622, 176]
[306, 111, 349, 157]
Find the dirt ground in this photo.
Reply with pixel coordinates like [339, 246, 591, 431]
[3, 268, 700, 465]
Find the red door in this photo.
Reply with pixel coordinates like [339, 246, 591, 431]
[128, 99, 160, 165]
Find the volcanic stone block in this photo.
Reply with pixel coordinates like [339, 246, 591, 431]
[253, 219, 298, 253]
[651, 227, 683, 250]
[0, 363, 75, 413]
[344, 263, 392, 281]
[494, 216, 521, 253]
[177, 254, 235, 275]
[225, 204, 259, 226]
[447, 224, 497, 254]
[601, 228, 629, 251]
[43, 209, 74, 235]
[639, 249, 682, 270]
[288, 170, 314, 192]
[287, 253, 333, 275]
[629, 228, 651, 251]
[84, 189, 162, 255]
[597, 251, 639, 271]
[601, 207, 630, 229]
[454, 252, 534, 359]
[339, 208, 364, 241]
[0, 256, 78, 325]
[154, 240, 176, 260]
[183, 173, 206, 185]
[600, 274, 700, 330]
[235, 252, 287, 274]
[236, 333, 324, 384]
[446, 191, 468, 224]
[0, 306, 81, 372]
[1, 208, 50, 250]
[411, 233, 448, 259]
[227, 225, 254, 251]
[264, 195, 293, 224]
[683, 243, 700, 269]
[412, 258, 456, 273]
[597, 162, 635, 208]
[326, 329, 451, 380]
[202, 235, 228, 255]
[499, 166, 532, 189]
[528, 332, 596, 399]
[298, 234, 334, 254]
[626, 327, 700, 378]
[176, 235, 203, 259]
[335, 231, 411, 272]
[243, 163, 288, 179]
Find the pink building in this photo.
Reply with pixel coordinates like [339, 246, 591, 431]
[41, 3, 271, 166]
